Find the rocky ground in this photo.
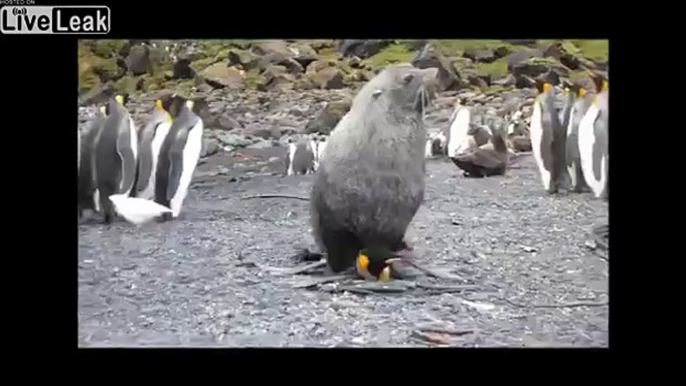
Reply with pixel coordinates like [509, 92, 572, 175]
[78, 151, 609, 347]
[77, 39, 609, 347]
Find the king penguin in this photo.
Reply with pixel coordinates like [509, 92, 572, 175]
[578, 79, 609, 199]
[92, 95, 139, 223]
[131, 99, 173, 200]
[529, 82, 567, 194]
[153, 95, 204, 220]
[285, 136, 316, 175]
[78, 105, 107, 218]
[445, 97, 472, 157]
[565, 86, 593, 193]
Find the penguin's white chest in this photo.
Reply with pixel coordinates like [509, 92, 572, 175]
[169, 120, 204, 218]
[529, 101, 552, 191]
[447, 108, 471, 157]
[143, 121, 172, 199]
[287, 143, 297, 176]
[578, 104, 607, 198]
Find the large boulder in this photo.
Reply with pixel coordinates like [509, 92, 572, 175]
[336, 39, 394, 59]
[200, 63, 245, 89]
[304, 99, 352, 135]
[126, 44, 152, 75]
[306, 61, 345, 90]
[412, 44, 461, 91]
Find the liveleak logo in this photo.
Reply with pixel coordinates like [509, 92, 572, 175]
[0, 5, 110, 34]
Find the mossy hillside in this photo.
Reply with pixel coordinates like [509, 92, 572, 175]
[78, 39, 609, 96]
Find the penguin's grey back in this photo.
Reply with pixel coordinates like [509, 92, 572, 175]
[78, 116, 106, 211]
[311, 64, 437, 250]
[539, 89, 565, 177]
[292, 138, 315, 174]
[154, 105, 199, 207]
[133, 109, 169, 197]
[94, 101, 129, 194]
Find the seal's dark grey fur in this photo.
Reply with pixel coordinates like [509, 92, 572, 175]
[310, 64, 438, 274]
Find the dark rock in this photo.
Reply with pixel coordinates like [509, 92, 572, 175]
[252, 40, 293, 57]
[135, 77, 145, 91]
[511, 57, 554, 78]
[514, 74, 537, 89]
[258, 54, 304, 75]
[464, 48, 496, 63]
[245, 124, 277, 140]
[538, 69, 560, 86]
[291, 44, 319, 70]
[307, 66, 345, 90]
[205, 112, 243, 131]
[412, 44, 461, 91]
[502, 40, 537, 46]
[227, 50, 260, 71]
[493, 74, 517, 87]
[304, 99, 351, 135]
[172, 58, 194, 79]
[79, 83, 117, 106]
[507, 48, 543, 72]
[510, 135, 532, 152]
[493, 45, 512, 60]
[263, 65, 296, 90]
[336, 39, 394, 59]
[126, 44, 152, 76]
[542, 41, 582, 71]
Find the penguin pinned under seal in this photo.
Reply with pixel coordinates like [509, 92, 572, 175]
[131, 99, 174, 200]
[450, 126, 510, 178]
[578, 78, 609, 199]
[310, 63, 439, 281]
[529, 82, 567, 194]
[92, 95, 139, 224]
[78, 105, 107, 218]
[565, 86, 593, 193]
[153, 95, 205, 220]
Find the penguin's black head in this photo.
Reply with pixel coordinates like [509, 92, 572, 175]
[355, 245, 402, 282]
[160, 93, 187, 118]
[589, 72, 608, 93]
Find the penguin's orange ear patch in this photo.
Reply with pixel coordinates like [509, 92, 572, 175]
[579, 88, 586, 97]
[602, 80, 608, 90]
[358, 254, 369, 272]
[542, 83, 552, 92]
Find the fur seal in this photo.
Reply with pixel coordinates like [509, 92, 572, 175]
[310, 63, 438, 280]
[450, 126, 510, 178]
[578, 79, 609, 199]
[92, 95, 139, 223]
[154, 95, 205, 219]
[78, 105, 107, 218]
[529, 82, 567, 194]
[286, 137, 316, 175]
[565, 87, 592, 193]
[131, 99, 173, 199]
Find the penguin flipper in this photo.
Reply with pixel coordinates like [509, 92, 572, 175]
[116, 119, 137, 195]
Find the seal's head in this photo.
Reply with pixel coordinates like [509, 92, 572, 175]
[364, 64, 439, 115]
[355, 245, 402, 282]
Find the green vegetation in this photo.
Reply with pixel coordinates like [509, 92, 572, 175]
[364, 44, 413, 68]
[475, 57, 509, 78]
[570, 39, 608, 61]
[429, 39, 516, 56]
[77, 39, 609, 96]
[92, 39, 126, 58]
